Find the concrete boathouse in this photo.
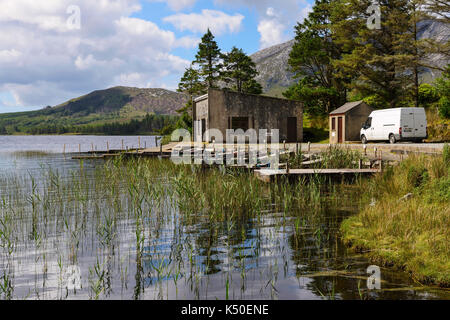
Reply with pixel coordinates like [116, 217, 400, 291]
[193, 88, 303, 143]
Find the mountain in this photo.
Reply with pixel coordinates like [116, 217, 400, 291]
[250, 21, 450, 96]
[51, 86, 188, 116]
[0, 86, 187, 134]
[251, 40, 296, 98]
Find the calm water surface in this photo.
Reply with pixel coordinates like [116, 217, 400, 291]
[0, 135, 448, 300]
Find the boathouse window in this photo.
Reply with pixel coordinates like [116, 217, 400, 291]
[332, 117, 336, 131]
[231, 117, 249, 131]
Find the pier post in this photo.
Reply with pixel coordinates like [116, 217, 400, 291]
[122, 139, 124, 151]
[78, 144, 81, 154]
[307, 142, 311, 154]
[138, 137, 141, 149]
[107, 141, 109, 153]
[379, 150, 382, 172]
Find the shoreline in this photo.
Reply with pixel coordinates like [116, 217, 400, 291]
[340, 148, 450, 288]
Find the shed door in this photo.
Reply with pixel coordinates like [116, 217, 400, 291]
[201, 119, 206, 141]
[287, 117, 297, 142]
[338, 117, 343, 143]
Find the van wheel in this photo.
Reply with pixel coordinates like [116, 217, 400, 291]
[361, 135, 367, 144]
[389, 134, 396, 144]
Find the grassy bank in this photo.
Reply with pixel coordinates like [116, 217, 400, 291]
[341, 146, 450, 287]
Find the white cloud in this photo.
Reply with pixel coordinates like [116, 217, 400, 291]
[0, 0, 191, 108]
[175, 36, 201, 49]
[113, 72, 151, 88]
[0, 49, 22, 63]
[149, 0, 197, 11]
[163, 9, 244, 35]
[266, 7, 276, 18]
[215, 0, 312, 48]
[257, 19, 288, 49]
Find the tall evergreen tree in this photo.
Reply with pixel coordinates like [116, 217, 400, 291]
[178, 66, 203, 98]
[284, 0, 346, 115]
[332, 0, 417, 108]
[221, 47, 262, 94]
[194, 29, 222, 89]
[177, 66, 203, 132]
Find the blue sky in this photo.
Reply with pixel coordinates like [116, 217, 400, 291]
[0, 0, 313, 113]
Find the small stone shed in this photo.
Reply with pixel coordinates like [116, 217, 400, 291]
[193, 88, 303, 143]
[329, 101, 373, 143]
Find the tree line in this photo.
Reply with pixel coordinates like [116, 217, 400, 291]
[284, 0, 449, 118]
[0, 113, 177, 135]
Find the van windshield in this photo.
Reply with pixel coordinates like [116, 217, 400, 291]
[363, 117, 372, 129]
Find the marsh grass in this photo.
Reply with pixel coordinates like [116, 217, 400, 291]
[283, 145, 366, 169]
[341, 152, 450, 287]
[317, 146, 365, 169]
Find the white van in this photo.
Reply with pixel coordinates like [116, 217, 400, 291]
[360, 108, 427, 144]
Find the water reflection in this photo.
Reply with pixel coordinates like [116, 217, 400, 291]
[0, 150, 448, 300]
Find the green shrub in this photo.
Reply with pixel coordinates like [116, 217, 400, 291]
[363, 94, 385, 109]
[438, 96, 450, 119]
[418, 83, 439, 107]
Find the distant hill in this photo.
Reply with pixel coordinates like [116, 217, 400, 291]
[51, 86, 188, 116]
[250, 20, 450, 96]
[0, 86, 187, 134]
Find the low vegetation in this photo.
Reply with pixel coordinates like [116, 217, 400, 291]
[341, 145, 450, 287]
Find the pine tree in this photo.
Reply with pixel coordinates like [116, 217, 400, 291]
[333, 0, 418, 108]
[242, 79, 263, 95]
[177, 66, 203, 132]
[221, 47, 262, 94]
[284, 0, 346, 115]
[178, 66, 203, 102]
[194, 29, 222, 89]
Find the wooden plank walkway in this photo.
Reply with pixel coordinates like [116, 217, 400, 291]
[254, 168, 381, 183]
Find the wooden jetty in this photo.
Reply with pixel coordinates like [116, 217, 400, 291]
[254, 168, 381, 183]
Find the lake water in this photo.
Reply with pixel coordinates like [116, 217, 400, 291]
[0, 135, 448, 300]
[0, 135, 158, 174]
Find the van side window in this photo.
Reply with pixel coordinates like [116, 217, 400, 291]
[366, 117, 372, 128]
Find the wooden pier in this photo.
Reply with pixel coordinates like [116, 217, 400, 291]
[254, 168, 381, 183]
